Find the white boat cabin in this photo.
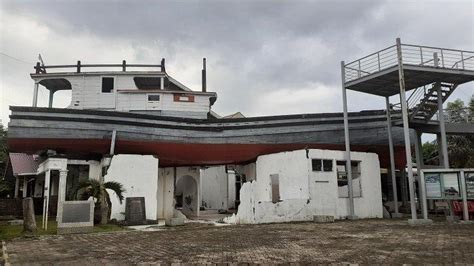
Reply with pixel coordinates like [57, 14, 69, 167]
[30, 59, 217, 119]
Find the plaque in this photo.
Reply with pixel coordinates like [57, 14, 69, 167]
[125, 197, 146, 225]
[425, 173, 441, 199]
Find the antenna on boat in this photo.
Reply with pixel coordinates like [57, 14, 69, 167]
[38, 54, 45, 67]
[202, 58, 207, 92]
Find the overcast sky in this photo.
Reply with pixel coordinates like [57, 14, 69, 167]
[0, 0, 473, 126]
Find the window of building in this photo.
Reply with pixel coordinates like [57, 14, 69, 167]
[312, 159, 333, 172]
[147, 94, 160, 101]
[336, 160, 362, 198]
[270, 174, 280, 203]
[101, 77, 114, 93]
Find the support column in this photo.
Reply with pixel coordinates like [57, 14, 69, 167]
[42, 170, 51, 230]
[459, 170, 470, 222]
[14, 177, 20, 198]
[341, 61, 356, 219]
[436, 83, 449, 168]
[48, 90, 55, 108]
[400, 169, 408, 207]
[418, 171, 429, 219]
[157, 167, 175, 221]
[396, 38, 418, 222]
[56, 170, 68, 220]
[32, 82, 39, 107]
[160, 77, 164, 90]
[23, 177, 28, 198]
[415, 133, 430, 221]
[386, 97, 400, 217]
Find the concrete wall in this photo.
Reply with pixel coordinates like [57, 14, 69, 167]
[105, 155, 159, 221]
[157, 167, 175, 220]
[175, 167, 200, 217]
[200, 166, 230, 210]
[226, 149, 383, 224]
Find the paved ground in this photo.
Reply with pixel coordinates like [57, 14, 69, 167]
[5, 219, 474, 264]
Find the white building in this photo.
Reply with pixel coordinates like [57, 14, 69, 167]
[220, 149, 383, 224]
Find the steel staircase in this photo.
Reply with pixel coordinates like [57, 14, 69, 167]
[407, 82, 458, 122]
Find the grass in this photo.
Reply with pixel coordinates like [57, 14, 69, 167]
[0, 216, 126, 241]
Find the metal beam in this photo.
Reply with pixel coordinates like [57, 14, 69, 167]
[460, 170, 469, 221]
[386, 97, 399, 215]
[341, 61, 355, 219]
[48, 90, 55, 108]
[436, 86, 449, 168]
[396, 38, 417, 221]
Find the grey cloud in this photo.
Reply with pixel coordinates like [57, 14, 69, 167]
[0, 0, 472, 122]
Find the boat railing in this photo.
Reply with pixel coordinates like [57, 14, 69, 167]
[34, 58, 166, 74]
[344, 43, 474, 83]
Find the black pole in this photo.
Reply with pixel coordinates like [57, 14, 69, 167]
[202, 58, 207, 92]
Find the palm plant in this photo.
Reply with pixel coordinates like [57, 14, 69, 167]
[74, 179, 125, 225]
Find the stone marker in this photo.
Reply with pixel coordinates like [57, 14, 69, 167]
[22, 198, 36, 232]
[125, 197, 146, 225]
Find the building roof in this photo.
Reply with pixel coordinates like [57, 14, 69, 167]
[223, 112, 245, 119]
[9, 153, 39, 176]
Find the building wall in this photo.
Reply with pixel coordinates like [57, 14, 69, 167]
[175, 167, 200, 217]
[105, 155, 159, 221]
[226, 149, 383, 224]
[200, 166, 230, 210]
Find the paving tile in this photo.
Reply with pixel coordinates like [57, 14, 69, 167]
[4, 219, 474, 264]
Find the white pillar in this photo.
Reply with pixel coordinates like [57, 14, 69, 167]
[396, 38, 417, 221]
[42, 170, 51, 230]
[48, 90, 54, 108]
[14, 177, 20, 198]
[418, 170, 429, 219]
[341, 61, 355, 219]
[32, 82, 39, 107]
[160, 77, 164, 90]
[157, 167, 175, 220]
[436, 84, 449, 168]
[414, 131, 426, 216]
[386, 97, 399, 215]
[23, 177, 28, 198]
[57, 170, 68, 220]
[460, 170, 469, 221]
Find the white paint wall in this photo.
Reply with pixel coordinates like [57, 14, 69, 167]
[226, 149, 383, 224]
[175, 167, 200, 217]
[200, 166, 229, 210]
[157, 167, 175, 220]
[39, 74, 213, 118]
[104, 155, 159, 221]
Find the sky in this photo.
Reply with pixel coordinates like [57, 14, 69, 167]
[0, 0, 473, 127]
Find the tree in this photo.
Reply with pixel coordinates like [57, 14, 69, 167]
[74, 179, 125, 225]
[446, 97, 474, 168]
[422, 141, 438, 165]
[0, 125, 14, 198]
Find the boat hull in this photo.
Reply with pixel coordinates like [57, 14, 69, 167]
[8, 107, 409, 168]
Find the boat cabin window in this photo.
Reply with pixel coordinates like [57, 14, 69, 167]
[101, 77, 114, 93]
[134, 77, 162, 90]
[312, 159, 333, 172]
[336, 160, 362, 198]
[147, 94, 160, 101]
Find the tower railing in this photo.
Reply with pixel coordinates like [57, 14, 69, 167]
[344, 44, 474, 83]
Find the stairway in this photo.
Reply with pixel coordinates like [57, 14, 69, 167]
[408, 82, 458, 122]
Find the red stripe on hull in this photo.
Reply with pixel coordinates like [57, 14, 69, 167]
[8, 138, 406, 168]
